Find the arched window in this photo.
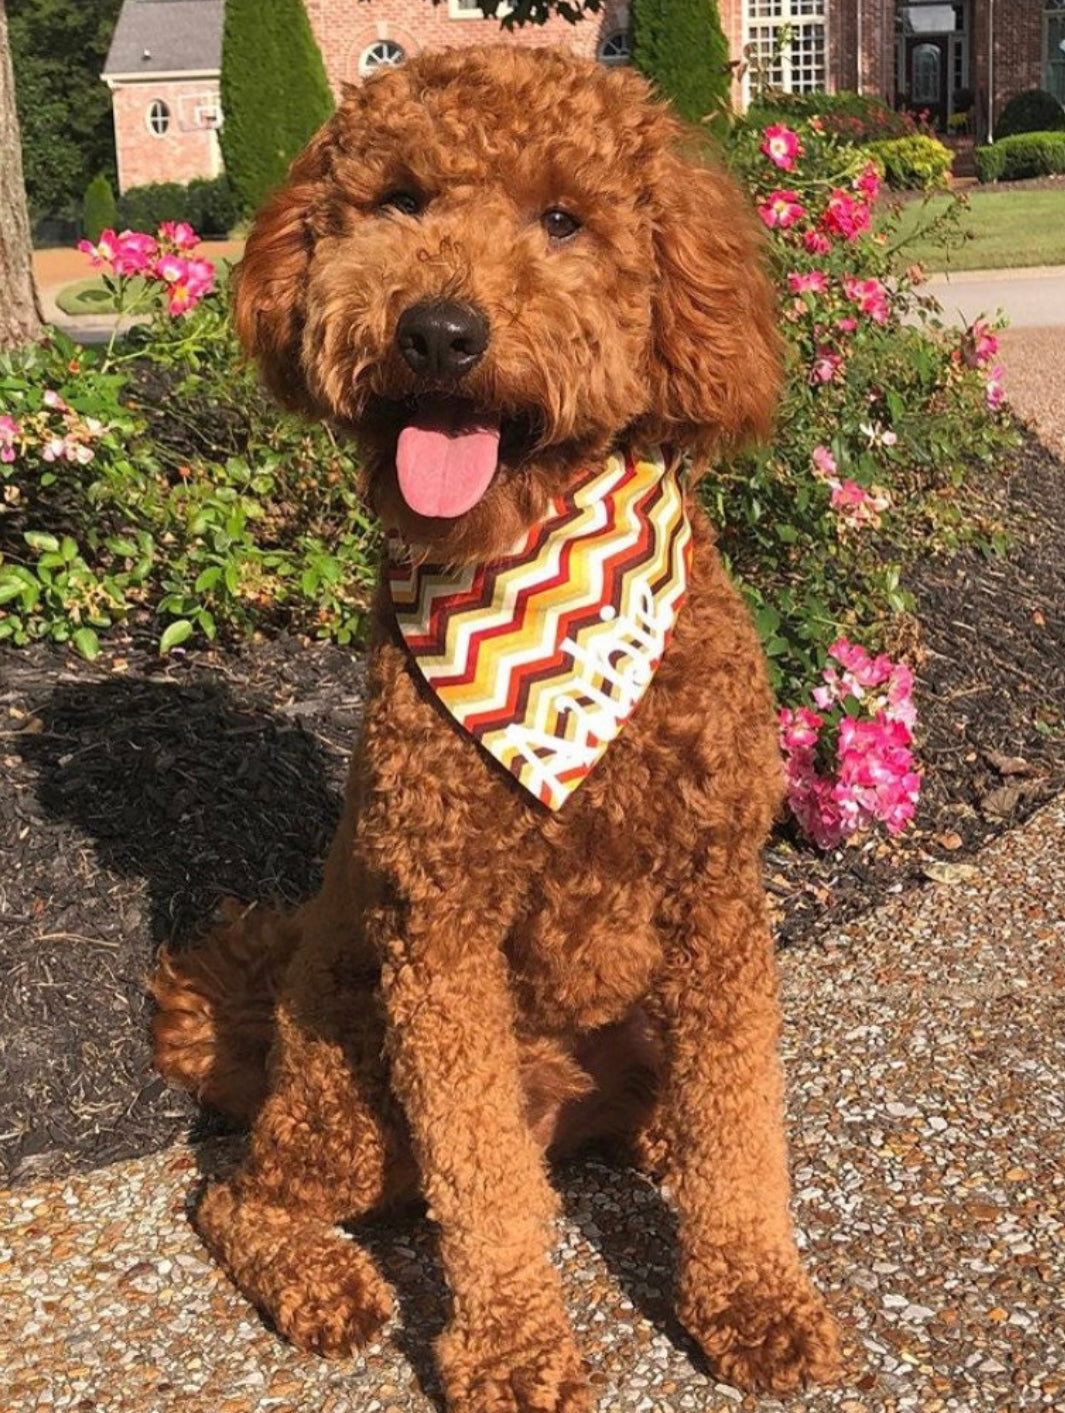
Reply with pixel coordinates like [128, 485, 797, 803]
[146, 100, 170, 136]
[358, 40, 405, 78]
[598, 31, 632, 67]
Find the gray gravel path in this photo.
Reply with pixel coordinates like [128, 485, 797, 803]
[3, 794, 1064, 1412]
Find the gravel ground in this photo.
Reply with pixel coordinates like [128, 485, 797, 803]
[3, 794, 1062, 1413]
[998, 328, 1065, 460]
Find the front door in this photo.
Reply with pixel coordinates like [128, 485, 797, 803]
[907, 35, 949, 127]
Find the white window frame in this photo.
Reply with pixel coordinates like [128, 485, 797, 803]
[358, 39, 405, 77]
[1047, 0, 1065, 106]
[448, 0, 513, 20]
[145, 99, 171, 137]
[598, 30, 632, 66]
[744, 1, 828, 104]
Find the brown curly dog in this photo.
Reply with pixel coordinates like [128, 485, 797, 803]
[150, 45, 841, 1409]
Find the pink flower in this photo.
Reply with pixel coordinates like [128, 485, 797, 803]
[789, 270, 828, 295]
[185, 257, 216, 298]
[811, 349, 843, 384]
[0, 413, 18, 463]
[829, 480, 892, 529]
[41, 436, 67, 462]
[830, 638, 895, 691]
[154, 253, 189, 285]
[966, 318, 1000, 367]
[844, 275, 891, 325]
[986, 365, 1005, 411]
[112, 230, 158, 276]
[80, 229, 121, 268]
[759, 190, 805, 230]
[811, 445, 837, 478]
[761, 124, 803, 172]
[158, 220, 199, 250]
[779, 705, 823, 752]
[803, 230, 832, 255]
[822, 189, 871, 241]
[854, 163, 881, 202]
[836, 317, 859, 333]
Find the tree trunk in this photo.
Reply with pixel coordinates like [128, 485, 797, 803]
[0, 0, 43, 349]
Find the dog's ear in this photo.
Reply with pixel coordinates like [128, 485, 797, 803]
[231, 118, 340, 412]
[644, 137, 783, 466]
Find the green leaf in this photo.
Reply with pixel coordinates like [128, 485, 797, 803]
[159, 619, 194, 655]
[24, 530, 60, 553]
[73, 627, 101, 660]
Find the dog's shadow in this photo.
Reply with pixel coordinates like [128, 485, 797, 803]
[16, 672, 345, 946]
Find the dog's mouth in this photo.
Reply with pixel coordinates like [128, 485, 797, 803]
[394, 395, 502, 520]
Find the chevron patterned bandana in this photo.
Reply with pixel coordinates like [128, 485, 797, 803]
[388, 448, 692, 810]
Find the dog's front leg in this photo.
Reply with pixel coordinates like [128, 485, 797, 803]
[375, 889, 591, 1413]
[655, 845, 841, 1394]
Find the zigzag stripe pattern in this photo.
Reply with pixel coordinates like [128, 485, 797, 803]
[389, 447, 692, 810]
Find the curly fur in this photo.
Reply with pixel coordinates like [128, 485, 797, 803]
[150, 46, 841, 1408]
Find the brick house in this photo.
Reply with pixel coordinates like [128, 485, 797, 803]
[103, 0, 1065, 192]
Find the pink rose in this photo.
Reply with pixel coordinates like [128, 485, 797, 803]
[761, 124, 803, 172]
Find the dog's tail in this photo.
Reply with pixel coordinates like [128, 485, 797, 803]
[148, 901, 299, 1123]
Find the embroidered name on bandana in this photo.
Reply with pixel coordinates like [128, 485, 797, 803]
[388, 448, 692, 810]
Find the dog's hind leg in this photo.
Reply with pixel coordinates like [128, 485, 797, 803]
[149, 901, 299, 1123]
[195, 991, 416, 1357]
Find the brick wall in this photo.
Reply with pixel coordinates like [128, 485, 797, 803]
[111, 79, 222, 193]
[971, 0, 1046, 136]
[304, 0, 631, 91]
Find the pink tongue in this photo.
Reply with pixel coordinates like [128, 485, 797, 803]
[396, 411, 501, 519]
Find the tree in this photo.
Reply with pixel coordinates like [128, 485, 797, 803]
[0, 0, 42, 347]
[83, 172, 118, 242]
[7, 0, 123, 226]
[631, 0, 732, 125]
[220, 0, 335, 213]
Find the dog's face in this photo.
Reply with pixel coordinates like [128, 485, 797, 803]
[234, 46, 781, 560]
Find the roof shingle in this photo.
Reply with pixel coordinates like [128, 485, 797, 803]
[103, 0, 223, 78]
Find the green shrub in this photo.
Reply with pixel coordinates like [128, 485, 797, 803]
[975, 131, 1065, 183]
[117, 177, 238, 237]
[221, 0, 335, 212]
[865, 134, 953, 190]
[0, 315, 376, 658]
[632, 0, 731, 125]
[82, 173, 117, 241]
[747, 91, 913, 144]
[996, 88, 1065, 139]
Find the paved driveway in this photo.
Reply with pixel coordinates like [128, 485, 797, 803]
[926, 265, 1065, 329]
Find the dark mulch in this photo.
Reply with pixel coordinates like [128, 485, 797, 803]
[1, 430, 1063, 1185]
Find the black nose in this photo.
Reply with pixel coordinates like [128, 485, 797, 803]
[396, 300, 489, 381]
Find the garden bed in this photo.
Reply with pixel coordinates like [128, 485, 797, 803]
[1, 426, 1062, 1185]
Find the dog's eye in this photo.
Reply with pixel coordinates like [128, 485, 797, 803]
[379, 190, 423, 216]
[542, 208, 581, 242]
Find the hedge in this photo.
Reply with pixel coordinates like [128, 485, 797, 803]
[82, 173, 118, 241]
[116, 177, 239, 238]
[975, 131, 1065, 183]
[220, 0, 335, 212]
[865, 134, 953, 191]
[747, 90, 913, 144]
[632, 0, 731, 125]
[996, 88, 1065, 140]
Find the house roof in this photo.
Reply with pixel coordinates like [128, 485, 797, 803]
[103, 0, 223, 78]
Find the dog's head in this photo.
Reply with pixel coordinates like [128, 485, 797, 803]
[234, 46, 781, 560]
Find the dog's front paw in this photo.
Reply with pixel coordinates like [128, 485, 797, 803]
[679, 1260, 841, 1394]
[267, 1234, 393, 1358]
[437, 1310, 592, 1413]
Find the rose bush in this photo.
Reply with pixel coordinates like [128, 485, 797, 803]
[1, 147, 1018, 847]
[704, 118, 1017, 845]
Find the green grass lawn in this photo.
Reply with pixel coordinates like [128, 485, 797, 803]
[884, 187, 1065, 272]
[55, 260, 234, 317]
